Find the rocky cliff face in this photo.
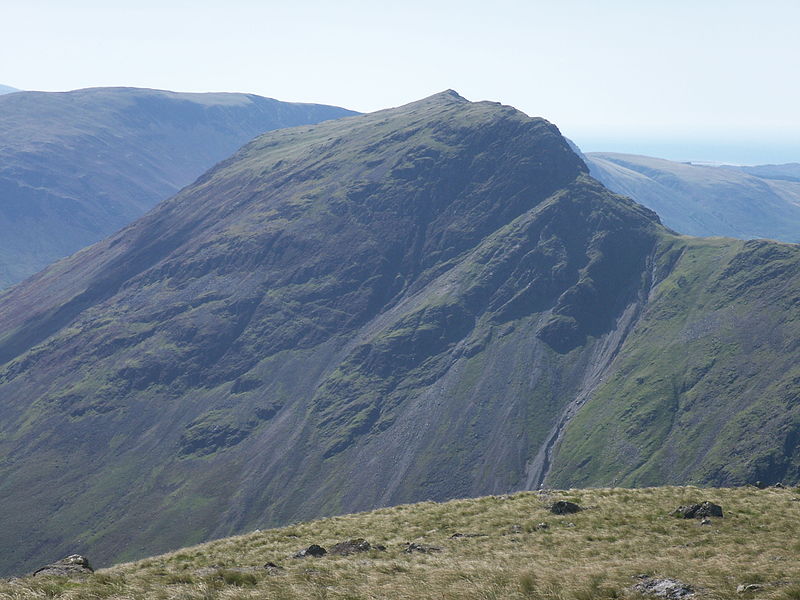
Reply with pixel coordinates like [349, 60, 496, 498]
[0, 87, 355, 288]
[0, 91, 798, 576]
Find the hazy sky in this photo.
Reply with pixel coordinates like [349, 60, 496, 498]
[3, 0, 799, 164]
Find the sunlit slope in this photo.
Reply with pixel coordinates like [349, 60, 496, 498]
[4, 486, 799, 600]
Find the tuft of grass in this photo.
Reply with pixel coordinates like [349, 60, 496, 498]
[780, 585, 800, 600]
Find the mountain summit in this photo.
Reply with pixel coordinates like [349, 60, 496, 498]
[0, 92, 798, 576]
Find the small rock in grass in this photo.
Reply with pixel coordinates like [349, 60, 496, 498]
[535, 522, 549, 530]
[263, 561, 284, 575]
[293, 544, 327, 558]
[700, 518, 711, 526]
[550, 501, 582, 515]
[404, 542, 442, 554]
[633, 577, 694, 598]
[672, 502, 723, 519]
[329, 539, 371, 556]
[33, 555, 94, 578]
[509, 524, 523, 534]
[736, 584, 763, 593]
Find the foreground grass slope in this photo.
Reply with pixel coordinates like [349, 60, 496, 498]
[4, 486, 799, 600]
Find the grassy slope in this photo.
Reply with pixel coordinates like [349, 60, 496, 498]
[3, 486, 799, 600]
[549, 235, 800, 487]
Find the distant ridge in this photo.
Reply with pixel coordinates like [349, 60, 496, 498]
[583, 152, 800, 242]
[0, 84, 19, 94]
[0, 87, 356, 288]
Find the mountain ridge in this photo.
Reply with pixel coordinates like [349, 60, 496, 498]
[583, 151, 800, 241]
[0, 92, 798, 576]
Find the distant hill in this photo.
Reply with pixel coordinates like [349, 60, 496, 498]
[0, 87, 355, 288]
[583, 152, 800, 242]
[725, 162, 800, 182]
[1, 91, 799, 576]
[0, 84, 19, 95]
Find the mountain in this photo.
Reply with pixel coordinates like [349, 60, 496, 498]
[0, 84, 19, 95]
[2, 486, 794, 599]
[0, 91, 799, 576]
[583, 152, 800, 242]
[0, 87, 355, 288]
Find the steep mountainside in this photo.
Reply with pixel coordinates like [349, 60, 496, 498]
[584, 152, 800, 242]
[0, 87, 354, 288]
[0, 91, 798, 576]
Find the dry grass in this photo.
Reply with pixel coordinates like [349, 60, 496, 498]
[3, 486, 799, 599]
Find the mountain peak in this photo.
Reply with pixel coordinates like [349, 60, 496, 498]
[437, 88, 467, 101]
[397, 89, 469, 109]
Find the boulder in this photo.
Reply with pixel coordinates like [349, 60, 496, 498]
[737, 584, 763, 594]
[633, 577, 694, 598]
[293, 544, 327, 558]
[328, 539, 371, 555]
[673, 502, 723, 519]
[32, 555, 94, 578]
[550, 501, 582, 515]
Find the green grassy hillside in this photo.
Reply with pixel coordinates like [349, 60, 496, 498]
[550, 237, 800, 487]
[4, 486, 799, 600]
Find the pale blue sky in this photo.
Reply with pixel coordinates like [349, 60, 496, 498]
[2, 0, 798, 164]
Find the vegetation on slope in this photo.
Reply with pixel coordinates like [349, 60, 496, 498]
[3, 486, 799, 600]
[549, 236, 800, 487]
